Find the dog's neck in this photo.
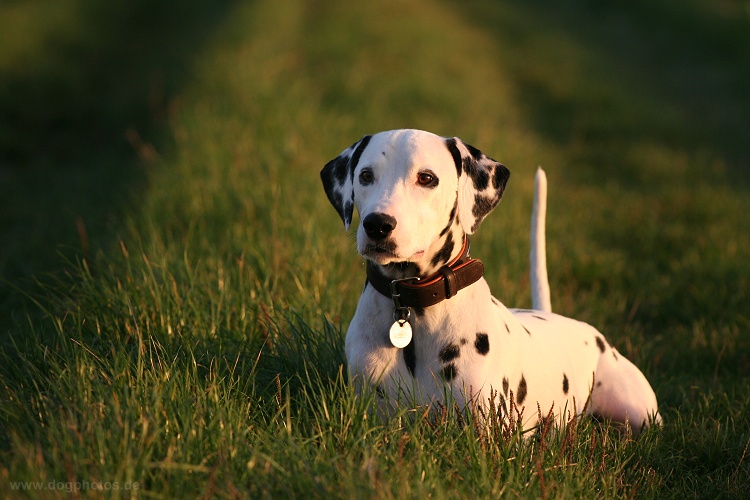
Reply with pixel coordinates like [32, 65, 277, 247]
[368, 228, 469, 280]
[365, 234, 484, 310]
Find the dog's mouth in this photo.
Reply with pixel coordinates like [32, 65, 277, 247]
[362, 242, 425, 262]
[363, 242, 398, 258]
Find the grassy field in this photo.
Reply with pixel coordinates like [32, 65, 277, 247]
[1, 0, 749, 497]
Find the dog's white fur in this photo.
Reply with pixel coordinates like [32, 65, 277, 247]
[321, 129, 660, 434]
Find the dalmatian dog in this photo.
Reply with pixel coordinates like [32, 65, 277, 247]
[320, 129, 660, 435]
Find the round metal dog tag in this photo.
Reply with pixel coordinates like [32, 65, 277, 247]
[389, 320, 412, 349]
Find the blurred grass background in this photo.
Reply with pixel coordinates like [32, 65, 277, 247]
[1, 0, 749, 497]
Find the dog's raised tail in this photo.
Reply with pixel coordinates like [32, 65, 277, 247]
[530, 167, 552, 313]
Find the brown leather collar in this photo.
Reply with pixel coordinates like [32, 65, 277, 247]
[366, 237, 484, 309]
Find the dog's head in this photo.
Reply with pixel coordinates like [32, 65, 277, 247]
[321, 129, 509, 277]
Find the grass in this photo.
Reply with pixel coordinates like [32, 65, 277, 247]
[1, 0, 749, 497]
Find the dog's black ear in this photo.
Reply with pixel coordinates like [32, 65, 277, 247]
[446, 137, 510, 234]
[320, 135, 372, 229]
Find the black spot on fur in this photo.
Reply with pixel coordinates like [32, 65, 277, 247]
[439, 343, 460, 363]
[393, 261, 421, 277]
[474, 333, 490, 355]
[445, 138, 463, 177]
[612, 350, 619, 361]
[531, 315, 547, 321]
[463, 156, 490, 191]
[522, 325, 531, 336]
[439, 199, 458, 237]
[502, 377, 509, 396]
[442, 364, 457, 382]
[348, 135, 372, 182]
[595, 336, 606, 353]
[329, 190, 343, 210]
[517, 376, 528, 405]
[460, 338, 468, 345]
[472, 194, 496, 220]
[562, 374, 569, 395]
[464, 143, 484, 161]
[492, 163, 510, 191]
[320, 158, 346, 222]
[324, 154, 348, 187]
[430, 232, 455, 267]
[403, 341, 416, 376]
[491, 297, 500, 307]
[505, 323, 510, 334]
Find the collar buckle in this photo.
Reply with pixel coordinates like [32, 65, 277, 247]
[390, 276, 420, 320]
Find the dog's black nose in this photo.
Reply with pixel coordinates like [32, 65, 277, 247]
[363, 213, 397, 240]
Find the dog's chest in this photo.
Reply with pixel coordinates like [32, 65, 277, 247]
[345, 279, 522, 398]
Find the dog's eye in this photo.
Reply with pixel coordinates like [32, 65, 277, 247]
[359, 169, 374, 185]
[417, 171, 438, 187]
